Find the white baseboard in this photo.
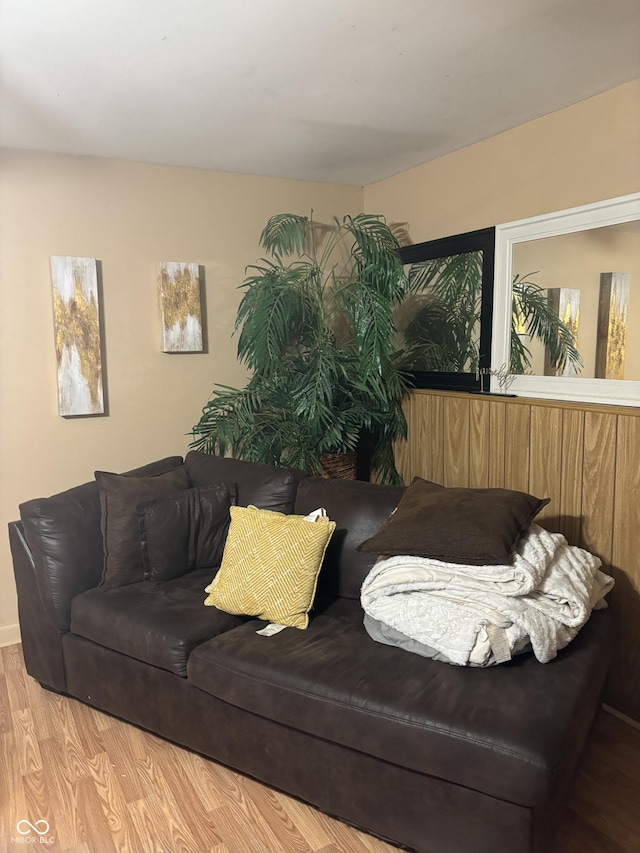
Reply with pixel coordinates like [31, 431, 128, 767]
[603, 703, 640, 731]
[0, 624, 21, 648]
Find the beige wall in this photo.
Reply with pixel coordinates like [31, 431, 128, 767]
[364, 81, 640, 242]
[0, 148, 362, 640]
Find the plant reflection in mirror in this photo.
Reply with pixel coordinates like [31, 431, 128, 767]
[399, 251, 483, 373]
[398, 254, 582, 377]
[510, 273, 582, 375]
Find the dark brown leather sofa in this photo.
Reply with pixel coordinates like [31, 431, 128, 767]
[9, 454, 612, 853]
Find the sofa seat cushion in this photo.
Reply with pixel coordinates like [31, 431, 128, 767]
[70, 569, 246, 677]
[188, 598, 611, 808]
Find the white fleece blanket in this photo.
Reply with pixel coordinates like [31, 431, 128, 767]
[360, 525, 614, 666]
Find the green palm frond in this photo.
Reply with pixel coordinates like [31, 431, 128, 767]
[406, 252, 482, 299]
[342, 215, 406, 303]
[344, 214, 401, 264]
[511, 274, 583, 375]
[400, 252, 483, 373]
[190, 381, 265, 458]
[259, 213, 309, 256]
[339, 284, 405, 406]
[236, 260, 324, 371]
[401, 296, 480, 373]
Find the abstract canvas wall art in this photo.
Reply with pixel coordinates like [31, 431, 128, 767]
[158, 262, 203, 352]
[596, 272, 629, 380]
[50, 256, 104, 416]
[544, 288, 580, 377]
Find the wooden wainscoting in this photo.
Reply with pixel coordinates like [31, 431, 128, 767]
[396, 389, 640, 723]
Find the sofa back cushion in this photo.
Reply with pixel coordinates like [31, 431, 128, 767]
[139, 482, 237, 583]
[96, 466, 191, 589]
[19, 456, 185, 631]
[185, 451, 306, 513]
[294, 477, 404, 600]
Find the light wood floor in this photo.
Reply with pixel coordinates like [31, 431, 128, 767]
[1, 643, 639, 853]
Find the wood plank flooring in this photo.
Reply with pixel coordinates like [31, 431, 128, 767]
[1, 642, 639, 853]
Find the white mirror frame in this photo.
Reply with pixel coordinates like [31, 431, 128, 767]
[491, 193, 640, 406]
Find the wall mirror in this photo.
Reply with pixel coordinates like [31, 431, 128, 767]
[491, 193, 640, 406]
[397, 227, 495, 392]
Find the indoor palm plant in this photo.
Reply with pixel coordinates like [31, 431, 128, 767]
[190, 212, 411, 484]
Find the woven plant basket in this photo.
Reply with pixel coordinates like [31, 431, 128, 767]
[319, 451, 357, 480]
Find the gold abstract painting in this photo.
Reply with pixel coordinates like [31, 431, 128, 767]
[596, 272, 629, 380]
[544, 288, 580, 377]
[158, 262, 203, 352]
[50, 256, 104, 416]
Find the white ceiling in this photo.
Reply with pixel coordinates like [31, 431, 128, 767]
[1, 0, 639, 186]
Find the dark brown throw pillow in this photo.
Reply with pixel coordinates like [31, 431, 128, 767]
[358, 477, 550, 565]
[96, 466, 191, 589]
[138, 482, 236, 583]
[185, 451, 306, 513]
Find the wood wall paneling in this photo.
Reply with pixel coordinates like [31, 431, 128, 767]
[429, 394, 445, 484]
[443, 396, 470, 486]
[504, 404, 531, 494]
[581, 411, 617, 563]
[488, 401, 506, 488]
[469, 398, 491, 488]
[394, 398, 411, 485]
[559, 409, 585, 545]
[528, 405, 563, 528]
[401, 390, 640, 723]
[413, 392, 434, 481]
[409, 391, 445, 483]
[610, 416, 640, 720]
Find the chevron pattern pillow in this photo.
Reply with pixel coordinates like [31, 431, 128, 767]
[204, 505, 336, 629]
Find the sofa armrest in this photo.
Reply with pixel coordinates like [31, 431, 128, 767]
[17, 456, 185, 633]
[19, 480, 105, 632]
[9, 520, 67, 691]
[12, 456, 186, 689]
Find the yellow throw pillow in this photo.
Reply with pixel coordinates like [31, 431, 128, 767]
[204, 505, 336, 629]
